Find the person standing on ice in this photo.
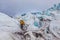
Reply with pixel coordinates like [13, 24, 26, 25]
[20, 20, 25, 30]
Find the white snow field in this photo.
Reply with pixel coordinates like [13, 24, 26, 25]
[0, 12, 22, 40]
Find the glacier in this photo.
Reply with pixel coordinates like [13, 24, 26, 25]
[14, 10, 60, 40]
[0, 3, 60, 40]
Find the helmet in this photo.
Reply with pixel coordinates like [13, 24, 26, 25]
[20, 20, 25, 25]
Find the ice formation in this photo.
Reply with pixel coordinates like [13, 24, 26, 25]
[14, 3, 60, 40]
[0, 3, 60, 40]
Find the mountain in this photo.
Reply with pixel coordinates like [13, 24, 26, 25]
[0, 3, 60, 40]
[0, 12, 22, 40]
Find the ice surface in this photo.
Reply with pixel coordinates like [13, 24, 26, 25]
[0, 3, 60, 40]
[14, 4, 60, 40]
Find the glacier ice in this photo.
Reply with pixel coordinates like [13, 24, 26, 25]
[0, 3, 60, 40]
[14, 7, 60, 40]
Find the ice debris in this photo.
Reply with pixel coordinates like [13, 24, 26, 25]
[14, 3, 60, 40]
[0, 3, 60, 40]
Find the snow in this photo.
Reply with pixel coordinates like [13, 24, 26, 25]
[14, 9, 60, 40]
[0, 12, 22, 40]
[49, 10, 60, 39]
[0, 3, 60, 40]
[0, 12, 21, 33]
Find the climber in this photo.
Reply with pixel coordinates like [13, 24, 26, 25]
[20, 20, 25, 30]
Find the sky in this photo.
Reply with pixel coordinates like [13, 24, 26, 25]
[0, 0, 60, 16]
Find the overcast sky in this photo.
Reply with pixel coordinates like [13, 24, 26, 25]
[0, 0, 60, 16]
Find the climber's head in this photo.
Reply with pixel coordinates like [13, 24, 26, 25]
[20, 20, 25, 25]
